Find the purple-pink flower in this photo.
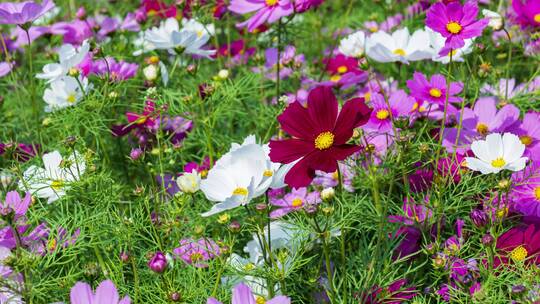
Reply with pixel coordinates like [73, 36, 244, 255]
[270, 187, 321, 218]
[228, 0, 293, 32]
[0, 191, 31, 221]
[173, 238, 221, 268]
[0, 0, 55, 25]
[207, 282, 290, 304]
[426, 0, 488, 55]
[510, 162, 540, 219]
[92, 57, 139, 82]
[363, 90, 416, 133]
[69, 279, 130, 304]
[407, 72, 463, 106]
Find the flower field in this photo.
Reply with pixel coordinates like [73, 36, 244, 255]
[0, 0, 540, 303]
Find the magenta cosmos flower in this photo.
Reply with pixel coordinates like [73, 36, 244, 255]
[426, 0, 488, 55]
[0, 191, 31, 221]
[363, 90, 416, 133]
[269, 86, 372, 188]
[207, 282, 290, 304]
[92, 57, 139, 82]
[407, 72, 463, 106]
[228, 0, 293, 32]
[512, 0, 540, 29]
[509, 112, 540, 163]
[0, 1, 55, 25]
[173, 238, 221, 268]
[270, 187, 321, 218]
[510, 163, 540, 218]
[69, 279, 130, 304]
[495, 224, 540, 266]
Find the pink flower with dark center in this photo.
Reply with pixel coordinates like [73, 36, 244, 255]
[269, 86, 371, 188]
[425, 1, 488, 55]
[228, 0, 294, 32]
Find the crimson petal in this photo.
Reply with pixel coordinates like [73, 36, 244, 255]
[269, 139, 314, 164]
[277, 102, 318, 140]
[307, 86, 338, 134]
[333, 97, 372, 144]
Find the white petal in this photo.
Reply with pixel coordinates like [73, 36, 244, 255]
[465, 157, 495, 174]
[502, 132, 525, 163]
[485, 133, 503, 160]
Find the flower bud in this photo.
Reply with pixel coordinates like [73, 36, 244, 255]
[170, 292, 181, 302]
[217, 213, 230, 224]
[321, 187, 335, 201]
[119, 251, 129, 262]
[228, 220, 241, 233]
[255, 203, 267, 212]
[148, 251, 167, 273]
[481, 233, 494, 246]
[143, 65, 158, 81]
[130, 148, 143, 161]
[76, 7, 86, 19]
[469, 209, 488, 228]
[217, 69, 229, 80]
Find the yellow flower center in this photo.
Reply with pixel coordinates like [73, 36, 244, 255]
[520, 135, 533, 146]
[446, 21, 462, 34]
[535, 187, 540, 201]
[491, 158, 506, 168]
[337, 65, 348, 74]
[412, 102, 419, 111]
[429, 88, 442, 98]
[314, 131, 335, 150]
[369, 26, 378, 33]
[292, 198, 303, 207]
[393, 48, 406, 56]
[376, 109, 390, 120]
[449, 49, 458, 57]
[256, 296, 266, 304]
[67, 93, 77, 104]
[51, 180, 64, 191]
[332, 170, 339, 180]
[148, 56, 160, 64]
[510, 245, 528, 262]
[47, 238, 57, 251]
[135, 116, 147, 125]
[265, 0, 278, 6]
[364, 92, 371, 102]
[244, 263, 255, 271]
[190, 252, 204, 262]
[232, 187, 248, 196]
[476, 123, 489, 135]
[534, 14, 540, 23]
[330, 75, 341, 82]
[263, 170, 274, 177]
[419, 106, 427, 113]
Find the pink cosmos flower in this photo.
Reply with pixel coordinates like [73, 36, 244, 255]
[363, 90, 416, 133]
[0, 191, 31, 221]
[407, 72, 463, 106]
[228, 0, 294, 32]
[0, 62, 13, 78]
[269, 187, 321, 218]
[495, 224, 540, 266]
[426, 1, 489, 55]
[69, 280, 130, 304]
[173, 238, 221, 268]
[207, 282, 290, 304]
[509, 112, 540, 163]
[92, 57, 139, 82]
[313, 162, 354, 192]
[512, 0, 540, 29]
[0, 0, 55, 25]
[510, 162, 540, 219]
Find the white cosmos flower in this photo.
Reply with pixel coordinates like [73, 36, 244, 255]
[338, 31, 366, 58]
[43, 76, 89, 112]
[482, 9, 503, 31]
[176, 170, 201, 194]
[426, 28, 473, 64]
[144, 18, 216, 58]
[200, 135, 292, 217]
[365, 28, 434, 64]
[19, 150, 86, 203]
[181, 18, 215, 38]
[36, 40, 90, 83]
[465, 133, 528, 174]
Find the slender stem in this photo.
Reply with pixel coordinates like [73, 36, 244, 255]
[503, 28, 513, 101]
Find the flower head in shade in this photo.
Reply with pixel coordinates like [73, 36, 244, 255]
[510, 163, 540, 218]
[509, 112, 540, 162]
[407, 72, 463, 106]
[269, 187, 321, 218]
[269, 86, 371, 188]
[363, 90, 416, 133]
[313, 162, 355, 192]
[0, 142, 39, 162]
[207, 282, 290, 304]
[0, 0, 55, 25]
[173, 238, 221, 268]
[365, 28, 434, 64]
[442, 97, 520, 154]
[495, 224, 540, 266]
[228, 0, 293, 33]
[465, 133, 527, 175]
[0, 191, 31, 222]
[481, 78, 528, 100]
[511, 0, 540, 29]
[425, 0, 489, 56]
[69, 279, 130, 304]
[140, 0, 177, 19]
[19, 150, 86, 203]
[92, 57, 138, 82]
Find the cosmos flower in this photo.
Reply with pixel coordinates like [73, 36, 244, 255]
[365, 28, 434, 64]
[0, 62, 13, 78]
[480, 78, 528, 100]
[91, 57, 139, 82]
[426, 27, 474, 64]
[313, 162, 355, 192]
[356, 279, 417, 304]
[510, 163, 540, 218]
[176, 170, 201, 194]
[36, 40, 90, 83]
[495, 224, 540, 266]
[19, 150, 86, 203]
[43, 76, 90, 112]
[269, 187, 321, 218]
[323, 54, 367, 88]
[0, 0, 55, 25]
[465, 133, 527, 175]
[207, 282, 290, 304]
[511, 0, 540, 29]
[339, 31, 366, 58]
[0, 191, 31, 222]
[508, 112, 540, 162]
[363, 90, 416, 133]
[269, 86, 371, 188]
[228, 0, 294, 33]
[425, 0, 489, 56]
[406, 72, 463, 106]
[254, 45, 304, 81]
[173, 238, 221, 268]
[140, 0, 177, 19]
[482, 9, 503, 31]
[68, 280, 130, 304]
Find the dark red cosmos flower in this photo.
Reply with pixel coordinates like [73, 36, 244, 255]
[495, 224, 540, 267]
[269, 86, 371, 188]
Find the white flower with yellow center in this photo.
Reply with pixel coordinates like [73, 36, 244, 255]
[176, 170, 201, 194]
[365, 28, 434, 64]
[482, 9, 503, 31]
[43, 76, 89, 112]
[19, 150, 86, 203]
[181, 18, 215, 38]
[36, 40, 90, 83]
[339, 31, 366, 58]
[465, 133, 528, 174]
